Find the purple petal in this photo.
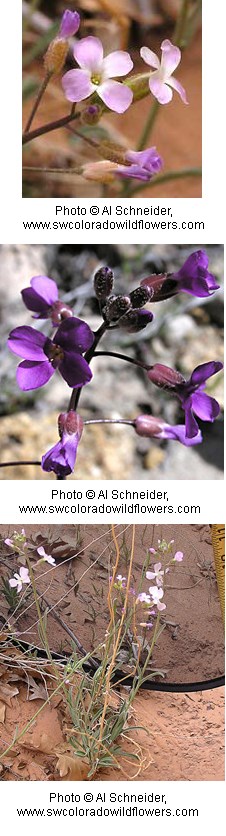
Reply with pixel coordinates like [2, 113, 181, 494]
[190, 361, 223, 386]
[31, 276, 58, 305]
[169, 76, 188, 104]
[8, 326, 49, 360]
[59, 10, 80, 39]
[160, 40, 181, 75]
[102, 51, 133, 79]
[149, 76, 173, 104]
[183, 399, 200, 438]
[98, 80, 133, 112]
[16, 360, 54, 390]
[191, 392, 220, 422]
[21, 287, 50, 315]
[59, 352, 92, 388]
[175, 251, 220, 297]
[73, 36, 103, 71]
[161, 424, 202, 446]
[117, 164, 150, 181]
[62, 68, 94, 102]
[140, 46, 160, 70]
[42, 434, 79, 477]
[55, 317, 94, 353]
[126, 147, 163, 174]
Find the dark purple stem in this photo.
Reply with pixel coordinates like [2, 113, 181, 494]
[22, 106, 80, 145]
[68, 322, 108, 414]
[94, 349, 151, 371]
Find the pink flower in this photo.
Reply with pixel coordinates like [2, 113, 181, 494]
[37, 546, 56, 566]
[137, 592, 151, 605]
[148, 585, 166, 611]
[9, 567, 30, 593]
[173, 551, 183, 562]
[146, 562, 164, 587]
[62, 36, 133, 113]
[140, 39, 188, 105]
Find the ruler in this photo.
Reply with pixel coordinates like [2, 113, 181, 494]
[211, 525, 225, 626]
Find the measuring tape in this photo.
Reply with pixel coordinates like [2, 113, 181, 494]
[211, 525, 225, 627]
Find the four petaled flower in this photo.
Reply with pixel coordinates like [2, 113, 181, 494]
[173, 552, 183, 562]
[148, 585, 166, 611]
[175, 361, 223, 438]
[21, 275, 73, 324]
[117, 147, 163, 181]
[7, 317, 94, 391]
[62, 36, 133, 113]
[146, 563, 164, 587]
[135, 414, 203, 445]
[37, 546, 56, 565]
[140, 39, 188, 105]
[42, 411, 83, 478]
[9, 567, 31, 594]
[170, 250, 220, 298]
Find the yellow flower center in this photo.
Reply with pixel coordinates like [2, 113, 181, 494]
[91, 73, 101, 86]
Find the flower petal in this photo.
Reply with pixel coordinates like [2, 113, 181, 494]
[62, 68, 94, 102]
[16, 360, 54, 391]
[31, 276, 59, 305]
[169, 75, 188, 104]
[42, 436, 78, 477]
[160, 39, 181, 75]
[161, 424, 202, 446]
[192, 392, 220, 422]
[190, 361, 223, 386]
[59, 10, 80, 39]
[149, 76, 173, 104]
[21, 288, 50, 315]
[98, 79, 133, 112]
[140, 46, 160, 70]
[102, 50, 133, 79]
[59, 352, 92, 388]
[55, 317, 94, 353]
[8, 326, 48, 360]
[73, 36, 103, 71]
[183, 398, 200, 438]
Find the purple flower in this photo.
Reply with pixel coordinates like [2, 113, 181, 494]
[62, 36, 133, 113]
[170, 250, 220, 297]
[135, 414, 203, 445]
[8, 317, 94, 391]
[42, 411, 83, 478]
[58, 9, 80, 39]
[21, 275, 73, 324]
[140, 39, 188, 105]
[116, 147, 163, 181]
[148, 361, 223, 438]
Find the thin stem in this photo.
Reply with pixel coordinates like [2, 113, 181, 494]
[22, 109, 81, 145]
[0, 461, 41, 468]
[94, 349, 150, 371]
[136, 99, 159, 152]
[174, 0, 190, 46]
[129, 166, 202, 197]
[40, 594, 98, 670]
[84, 418, 134, 427]
[24, 71, 52, 133]
[68, 322, 108, 413]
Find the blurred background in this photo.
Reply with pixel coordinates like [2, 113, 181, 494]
[22, 0, 202, 197]
[0, 243, 223, 480]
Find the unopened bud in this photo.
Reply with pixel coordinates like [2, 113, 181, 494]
[147, 364, 185, 389]
[135, 415, 165, 437]
[94, 267, 114, 302]
[58, 411, 83, 439]
[51, 300, 73, 325]
[44, 38, 69, 75]
[119, 309, 154, 332]
[81, 104, 102, 125]
[99, 140, 127, 165]
[82, 161, 117, 182]
[140, 274, 177, 302]
[104, 295, 132, 322]
[130, 286, 153, 308]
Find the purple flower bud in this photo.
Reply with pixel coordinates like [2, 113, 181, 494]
[58, 10, 80, 39]
[147, 364, 185, 389]
[81, 104, 102, 125]
[104, 295, 132, 322]
[129, 286, 153, 308]
[119, 309, 154, 332]
[93, 267, 114, 302]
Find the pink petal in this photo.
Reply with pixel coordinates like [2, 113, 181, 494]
[37, 546, 45, 557]
[98, 80, 133, 112]
[73, 36, 103, 71]
[149, 76, 172, 104]
[140, 46, 160, 70]
[157, 601, 166, 611]
[9, 578, 18, 588]
[160, 39, 181, 75]
[62, 68, 94, 102]
[102, 50, 133, 79]
[169, 76, 188, 104]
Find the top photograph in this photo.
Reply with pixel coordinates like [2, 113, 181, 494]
[22, 0, 202, 199]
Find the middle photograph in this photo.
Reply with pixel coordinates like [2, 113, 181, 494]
[1, 243, 223, 481]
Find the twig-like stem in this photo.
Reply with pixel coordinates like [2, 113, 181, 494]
[0, 461, 41, 468]
[136, 99, 159, 152]
[24, 71, 52, 133]
[174, 0, 190, 46]
[40, 594, 98, 670]
[22, 109, 81, 144]
[23, 165, 82, 175]
[129, 166, 202, 197]
[68, 322, 108, 414]
[94, 349, 150, 370]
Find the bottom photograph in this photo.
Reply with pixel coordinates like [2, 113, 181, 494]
[0, 523, 224, 782]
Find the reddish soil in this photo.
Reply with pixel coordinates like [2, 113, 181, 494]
[0, 525, 224, 781]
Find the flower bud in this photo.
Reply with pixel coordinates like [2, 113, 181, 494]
[99, 140, 128, 165]
[135, 415, 165, 437]
[94, 267, 114, 302]
[147, 364, 185, 388]
[58, 411, 83, 439]
[129, 286, 153, 308]
[119, 309, 154, 332]
[82, 161, 117, 182]
[81, 104, 102, 125]
[44, 39, 69, 75]
[104, 295, 132, 322]
[125, 72, 150, 103]
[140, 274, 177, 302]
